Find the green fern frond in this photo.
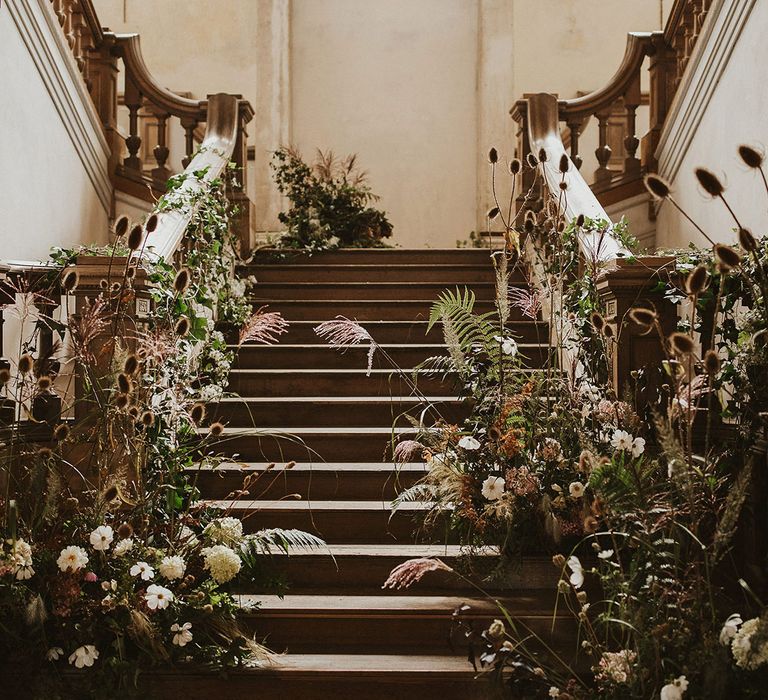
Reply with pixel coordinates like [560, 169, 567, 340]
[246, 528, 327, 554]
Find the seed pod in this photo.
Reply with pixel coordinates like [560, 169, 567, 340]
[209, 422, 225, 437]
[53, 423, 70, 441]
[173, 268, 191, 294]
[602, 324, 615, 339]
[114, 215, 130, 237]
[685, 265, 709, 295]
[487, 207, 500, 221]
[643, 174, 671, 199]
[115, 393, 129, 409]
[140, 410, 155, 427]
[190, 402, 206, 425]
[127, 225, 144, 251]
[144, 213, 159, 233]
[669, 332, 695, 355]
[110, 282, 121, 293]
[37, 447, 53, 461]
[62, 268, 79, 292]
[126, 267, 136, 280]
[99, 279, 109, 290]
[123, 355, 139, 376]
[738, 144, 763, 169]
[524, 213, 535, 234]
[714, 244, 742, 270]
[629, 307, 657, 328]
[695, 168, 724, 197]
[739, 227, 758, 253]
[558, 181, 568, 191]
[557, 220, 565, 233]
[128, 406, 140, 419]
[703, 349, 720, 375]
[37, 376, 52, 391]
[102, 485, 119, 502]
[526, 153, 538, 168]
[18, 354, 33, 374]
[590, 312, 605, 332]
[117, 373, 131, 394]
[118, 522, 134, 539]
[559, 153, 570, 173]
[509, 159, 521, 175]
[174, 316, 190, 336]
[538, 148, 548, 163]
[0, 368, 10, 386]
[488, 148, 498, 164]
[576, 214, 585, 227]
[285, 460, 297, 469]
[552, 554, 566, 569]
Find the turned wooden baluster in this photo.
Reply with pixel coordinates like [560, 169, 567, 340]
[594, 111, 613, 184]
[0, 290, 13, 426]
[181, 117, 199, 168]
[123, 74, 143, 172]
[151, 111, 171, 183]
[623, 74, 642, 177]
[565, 116, 585, 170]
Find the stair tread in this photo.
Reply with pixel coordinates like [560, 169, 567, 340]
[214, 395, 459, 403]
[257, 653, 476, 674]
[201, 426, 418, 434]
[206, 499, 430, 511]
[192, 461, 425, 472]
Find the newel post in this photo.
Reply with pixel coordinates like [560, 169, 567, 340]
[642, 31, 676, 173]
[228, 98, 256, 259]
[598, 257, 677, 402]
[88, 34, 121, 190]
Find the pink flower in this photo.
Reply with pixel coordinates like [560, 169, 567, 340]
[84, 572, 98, 583]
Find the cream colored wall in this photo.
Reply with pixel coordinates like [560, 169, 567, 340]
[96, 0, 665, 248]
[1, 4, 109, 261]
[655, 0, 767, 250]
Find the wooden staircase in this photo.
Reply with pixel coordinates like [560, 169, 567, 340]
[184, 248, 564, 698]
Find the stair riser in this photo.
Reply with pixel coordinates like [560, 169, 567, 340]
[209, 400, 466, 428]
[245, 249, 494, 265]
[248, 301, 503, 321]
[227, 371, 452, 397]
[251, 284, 499, 302]
[250, 614, 577, 656]
[190, 469, 421, 500]
[233, 345, 548, 370]
[245, 264, 507, 284]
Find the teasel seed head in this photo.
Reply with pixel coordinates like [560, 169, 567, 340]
[669, 332, 695, 355]
[538, 148, 548, 163]
[558, 181, 568, 191]
[99, 279, 109, 290]
[127, 225, 144, 251]
[174, 316, 190, 336]
[590, 312, 605, 332]
[61, 268, 79, 292]
[114, 215, 130, 237]
[173, 268, 191, 294]
[685, 265, 709, 296]
[557, 220, 566, 233]
[559, 153, 570, 173]
[714, 243, 742, 270]
[37, 376, 52, 391]
[37, 447, 54, 461]
[703, 349, 721, 375]
[488, 147, 499, 164]
[125, 266, 136, 280]
[144, 213, 158, 233]
[115, 393, 130, 409]
[110, 282, 121, 293]
[117, 522, 133, 539]
[643, 174, 671, 199]
[629, 307, 657, 329]
[102, 485, 119, 503]
[487, 207, 500, 221]
[509, 159, 521, 175]
[123, 354, 139, 376]
[209, 422, 225, 437]
[524, 212, 535, 234]
[576, 214, 585, 227]
[53, 423, 70, 441]
[526, 153, 538, 168]
[0, 368, 10, 386]
[739, 227, 758, 253]
[140, 410, 155, 427]
[695, 167, 724, 197]
[118, 373, 132, 394]
[18, 354, 33, 374]
[602, 323, 615, 339]
[190, 402, 206, 425]
[128, 406, 140, 419]
[285, 460, 297, 469]
[738, 144, 764, 169]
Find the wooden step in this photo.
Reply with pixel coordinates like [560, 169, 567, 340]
[231, 343, 548, 370]
[243, 262, 506, 284]
[244, 593, 573, 655]
[209, 396, 466, 428]
[247, 299, 504, 321]
[246, 248, 494, 265]
[250, 282, 501, 302]
[205, 499, 430, 543]
[188, 462, 424, 500]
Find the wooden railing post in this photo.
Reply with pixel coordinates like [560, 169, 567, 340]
[643, 32, 677, 173]
[228, 98, 256, 258]
[0, 268, 14, 427]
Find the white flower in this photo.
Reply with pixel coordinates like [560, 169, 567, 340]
[719, 613, 743, 646]
[178, 526, 199, 547]
[68, 644, 99, 669]
[549, 688, 559, 698]
[89, 525, 114, 551]
[8, 538, 34, 579]
[458, 435, 481, 451]
[568, 481, 585, 498]
[130, 561, 155, 581]
[145, 584, 174, 610]
[611, 430, 634, 452]
[660, 675, 688, 700]
[203, 517, 244, 546]
[113, 538, 134, 556]
[201, 544, 242, 583]
[101, 579, 117, 592]
[567, 555, 584, 589]
[481, 475, 505, 501]
[171, 622, 193, 647]
[631, 437, 646, 458]
[494, 335, 518, 356]
[597, 549, 614, 560]
[159, 555, 186, 580]
[57, 545, 89, 573]
[731, 617, 768, 669]
[46, 647, 64, 661]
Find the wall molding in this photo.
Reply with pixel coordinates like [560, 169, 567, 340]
[6, 0, 112, 212]
[656, 0, 757, 183]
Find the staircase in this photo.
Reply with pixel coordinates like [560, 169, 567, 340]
[184, 248, 563, 698]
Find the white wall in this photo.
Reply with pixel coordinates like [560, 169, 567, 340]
[1, 1, 109, 260]
[655, 0, 767, 250]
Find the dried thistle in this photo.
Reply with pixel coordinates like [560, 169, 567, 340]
[173, 268, 191, 294]
[644, 174, 671, 199]
[209, 422, 225, 437]
[114, 215, 130, 237]
[738, 144, 764, 169]
[487, 207, 500, 220]
[53, 423, 70, 441]
[190, 402, 206, 425]
[576, 213, 585, 227]
[61, 268, 79, 292]
[239, 307, 289, 345]
[124, 355, 139, 375]
[117, 373, 132, 394]
[714, 244, 742, 270]
[669, 332, 695, 355]
[115, 393, 130, 409]
[685, 265, 709, 295]
[559, 153, 570, 173]
[174, 316, 190, 336]
[0, 368, 10, 386]
[118, 522, 134, 539]
[704, 349, 721, 375]
[18, 354, 33, 374]
[382, 557, 453, 590]
[127, 225, 144, 251]
[488, 148, 498, 164]
[695, 168, 724, 197]
[145, 213, 159, 233]
[526, 153, 538, 168]
[140, 410, 155, 427]
[590, 312, 605, 332]
[509, 159, 521, 175]
[739, 227, 758, 253]
[629, 307, 657, 329]
[538, 148, 548, 163]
